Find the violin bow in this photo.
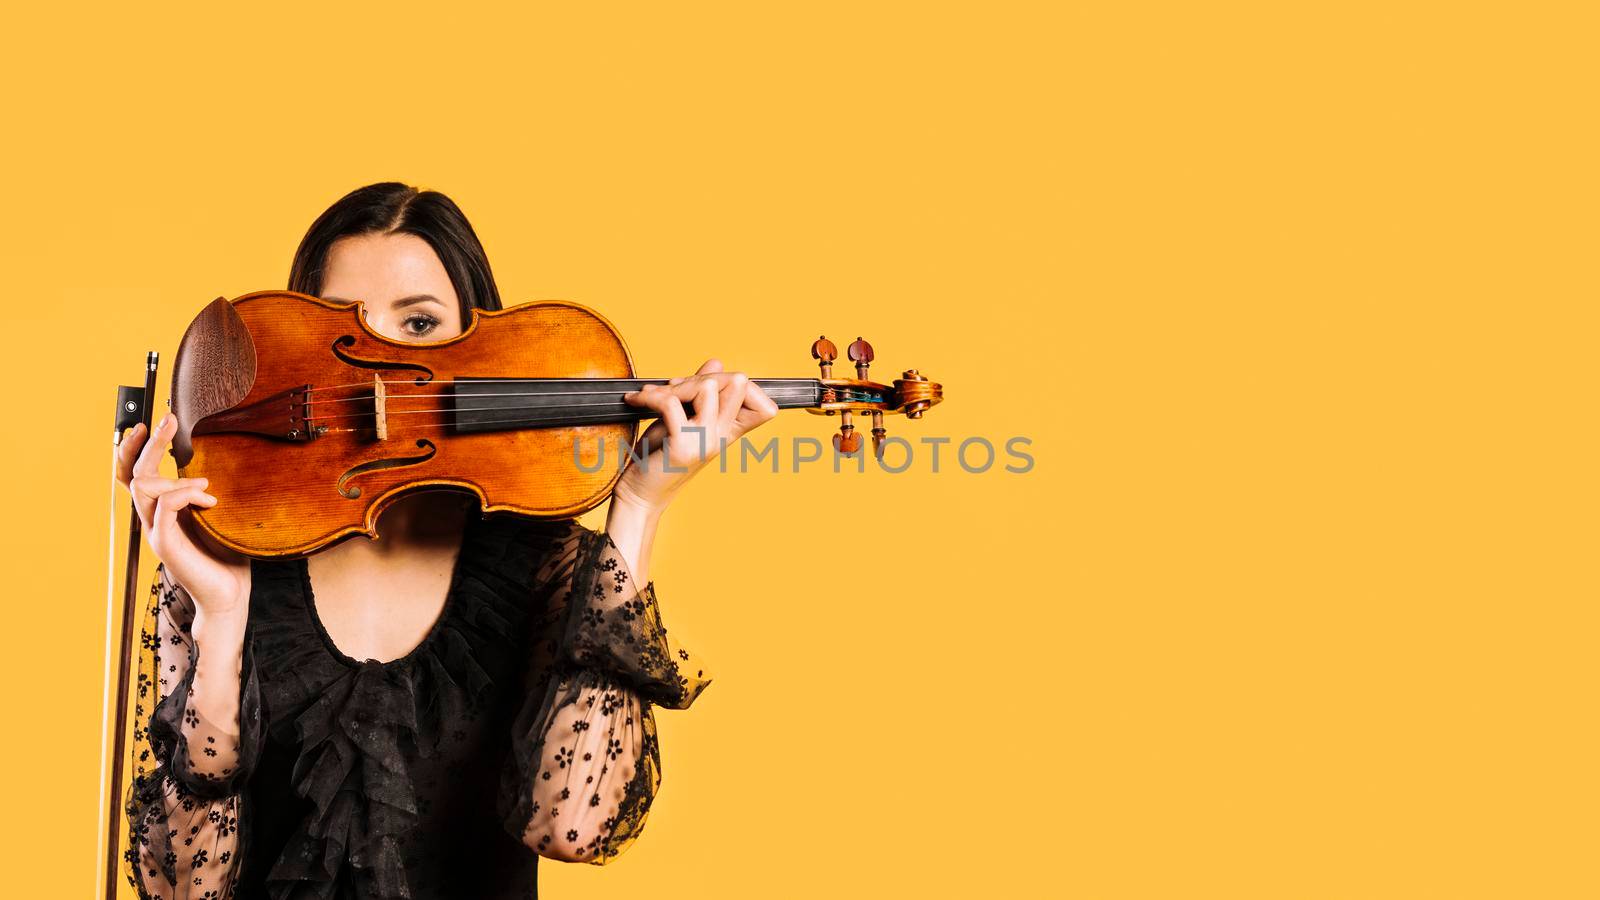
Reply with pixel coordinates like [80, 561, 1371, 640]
[99, 352, 158, 900]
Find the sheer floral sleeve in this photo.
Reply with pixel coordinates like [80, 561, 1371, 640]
[123, 562, 262, 898]
[499, 521, 714, 864]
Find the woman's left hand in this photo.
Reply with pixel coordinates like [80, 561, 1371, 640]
[613, 358, 780, 515]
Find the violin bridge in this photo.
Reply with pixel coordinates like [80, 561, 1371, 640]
[373, 374, 388, 441]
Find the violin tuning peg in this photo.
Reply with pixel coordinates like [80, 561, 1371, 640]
[834, 409, 862, 455]
[871, 411, 886, 459]
[811, 335, 837, 379]
[833, 429, 863, 455]
[847, 336, 874, 379]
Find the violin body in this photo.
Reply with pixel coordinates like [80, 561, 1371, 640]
[174, 291, 638, 558]
[172, 290, 942, 559]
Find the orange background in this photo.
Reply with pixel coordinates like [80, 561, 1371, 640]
[3, 2, 1596, 898]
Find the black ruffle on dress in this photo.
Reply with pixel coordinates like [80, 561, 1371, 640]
[124, 513, 713, 899]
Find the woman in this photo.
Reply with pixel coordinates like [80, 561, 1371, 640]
[117, 183, 777, 898]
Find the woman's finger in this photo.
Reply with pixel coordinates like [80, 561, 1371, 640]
[115, 422, 148, 487]
[742, 381, 780, 424]
[716, 372, 748, 429]
[127, 473, 176, 528]
[725, 381, 780, 441]
[631, 418, 670, 458]
[659, 393, 689, 437]
[133, 413, 176, 480]
[624, 384, 689, 436]
[132, 475, 206, 502]
[132, 476, 209, 531]
[637, 375, 743, 411]
[152, 485, 218, 540]
[690, 376, 719, 429]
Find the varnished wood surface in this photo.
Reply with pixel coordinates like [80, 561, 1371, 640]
[177, 291, 636, 558]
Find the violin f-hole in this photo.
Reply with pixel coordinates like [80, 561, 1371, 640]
[331, 335, 435, 385]
[336, 439, 438, 499]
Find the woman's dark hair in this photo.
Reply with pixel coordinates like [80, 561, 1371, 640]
[288, 182, 502, 321]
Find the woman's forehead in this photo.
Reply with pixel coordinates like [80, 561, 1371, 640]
[321, 233, 457, 306]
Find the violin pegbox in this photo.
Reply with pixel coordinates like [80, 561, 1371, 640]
[807, 334, 943, 460]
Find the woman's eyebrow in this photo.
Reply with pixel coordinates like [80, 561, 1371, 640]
[391, 294, 445, 309]
[322, 294, 444, 309]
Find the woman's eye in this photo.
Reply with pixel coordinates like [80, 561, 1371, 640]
[402, 314, 440, 337]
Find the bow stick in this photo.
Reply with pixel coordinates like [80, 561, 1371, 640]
[99, 352, 158, 900]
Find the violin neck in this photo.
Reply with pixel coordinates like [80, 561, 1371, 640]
[449, 377, 830, 433]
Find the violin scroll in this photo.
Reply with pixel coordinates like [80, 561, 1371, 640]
[895, 369, 936, 420]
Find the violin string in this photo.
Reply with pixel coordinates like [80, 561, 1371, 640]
[312, 406, 788, 434]
[301, 386, 823, 411]
[309, 387, 820, 405]
[300, 377, 823, 397]
[300, 380, 402, 395]
[383, 390, 824, 403]
[301, 392, 824, 424]
[297, 386, 824, 412]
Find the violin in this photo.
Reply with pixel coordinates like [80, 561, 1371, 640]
[169, 291, 944, 558]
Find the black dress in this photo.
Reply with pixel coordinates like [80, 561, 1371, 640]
[124, 513, 714, 899]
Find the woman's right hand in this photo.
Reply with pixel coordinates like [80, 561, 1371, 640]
[116, 413, 251, 615]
